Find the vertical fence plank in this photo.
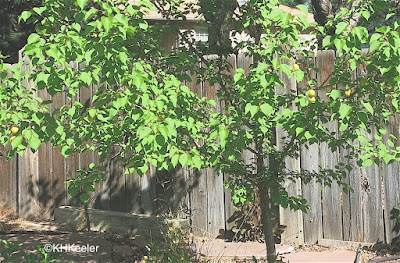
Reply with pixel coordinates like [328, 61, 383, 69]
[317, 50, 343, 240]
[65, 62, 81, 207]
[51, 92, 67, 211]
[204, 66, 225, 237]
[299, 55, 322, 244]
[79, 85, 94, 172]
[361, 129, 384, 242]
[341, 60, 357, 241]
[187, 70, 208, 234]
[223, 53, 252, 235]
[341, 153, 364, 241]
[0, 146, 17, 211]
[18, 149, 39, 217]
[17, 55, 39, 217]
[301, 143, 322, 243]
[221, 54, 239, 236]
[383, 114, 400, 243]
[125, 171, 142, 214]
[90, 84, 106, 210]
[109, 147, 126, 212]
[140, 165, 156, 215]
[37, 87, 53, 219]
[79, 84, 97, 210]
[277, 57, 304, 244]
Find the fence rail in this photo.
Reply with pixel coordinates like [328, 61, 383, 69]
[0, 49, 399, 245]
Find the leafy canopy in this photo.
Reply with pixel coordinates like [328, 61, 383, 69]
[0, 1, 400, 260]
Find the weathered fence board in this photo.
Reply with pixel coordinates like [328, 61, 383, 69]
[0, 146, 17, 211]
[37, 88, 54, 218]
[361, 129, 384, 243]
[383, 115, 400, 243]
[299, 56, 323, 244]
[188, 69, 208, 235]
[52, 92, 67, 210]
[278, 57, 304, 244]
[2, 49, 400, 245]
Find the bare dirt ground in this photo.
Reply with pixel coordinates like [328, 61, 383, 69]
[0, 205, 148, 262]
[1, 205, 399, 262]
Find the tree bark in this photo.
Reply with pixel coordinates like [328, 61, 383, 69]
[255, 129, 277, 263]
[311, 0, 332, 26]
[311, 0, 362, 29]
[258, 180, 277, 263]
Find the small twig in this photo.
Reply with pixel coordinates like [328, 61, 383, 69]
[368, 256, 400, 263]
[354, 243, 362, 263]
[246, 146, 258, 155]
[111, 145, 123, 159]
[84, 203, 91, 232]
[232, 204, 256, 242]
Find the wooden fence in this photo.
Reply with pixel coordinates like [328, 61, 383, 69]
[1, 50, 400, 245]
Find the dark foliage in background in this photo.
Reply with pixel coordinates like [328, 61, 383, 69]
[0, 0, 41, 63]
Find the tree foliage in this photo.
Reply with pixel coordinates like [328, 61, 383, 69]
[0, 0, 41, 63]
[1, 0, 400, 262]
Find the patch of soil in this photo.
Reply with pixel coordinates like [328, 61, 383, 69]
[358, 244, 400, 263]
[0, 205, 149, 262]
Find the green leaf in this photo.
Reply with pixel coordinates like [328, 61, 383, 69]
[219, 126, 229, 141]
[171, 154, 179, 168]
[179, 153, 189, 166]
[335, 22, 348, 35]
[245, 103, 259, 117]
[363, 159, 373, 167]
[339, 103, 352, 119]
[19, 11, 31, 22]
[101, 15, 113, 33]
[388, 139, 394, 148]
[296, 4, 308, 14]
[322, 36, 331, 48]
[33, 7, 46, 16]
[360, 10, 370, 20]
[79, 193, 90, 204]
[384, 154, 394, 164]
[139, 22, 148, 30]
[155, 134, 165, 147]
[260, 103, 274, 117]
[339, 122, 348, 132]
[330, 90, 341, 100]
[28, 136, 41, 151]
[138, 164, 149, 175]
[138, 127, 152, 139]
[353, 27, 367, 41]
[80, 72, 92, 85]
[295, 70, 304, 82]
[27, 34, 40, 44]
[192, 156, 202, 169]
[334, 38, 345, 51]
[379, 129, 387, 135]
[68, 185, 79, 198]
[369, 33, 382, 53]
[77, 0, 88, 10]
[11, 136, 23, 149]
[61, 146, 72, 157]
[85, 8, 98, 21]
[362, 101, 374, 115]
[296, 127, 305, 136]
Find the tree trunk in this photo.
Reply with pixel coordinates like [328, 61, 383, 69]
[311, 0, 362, 29]
[311, 0, 332, 26]
[255, 130, 277, 263]
[258, 180, 277, 263]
